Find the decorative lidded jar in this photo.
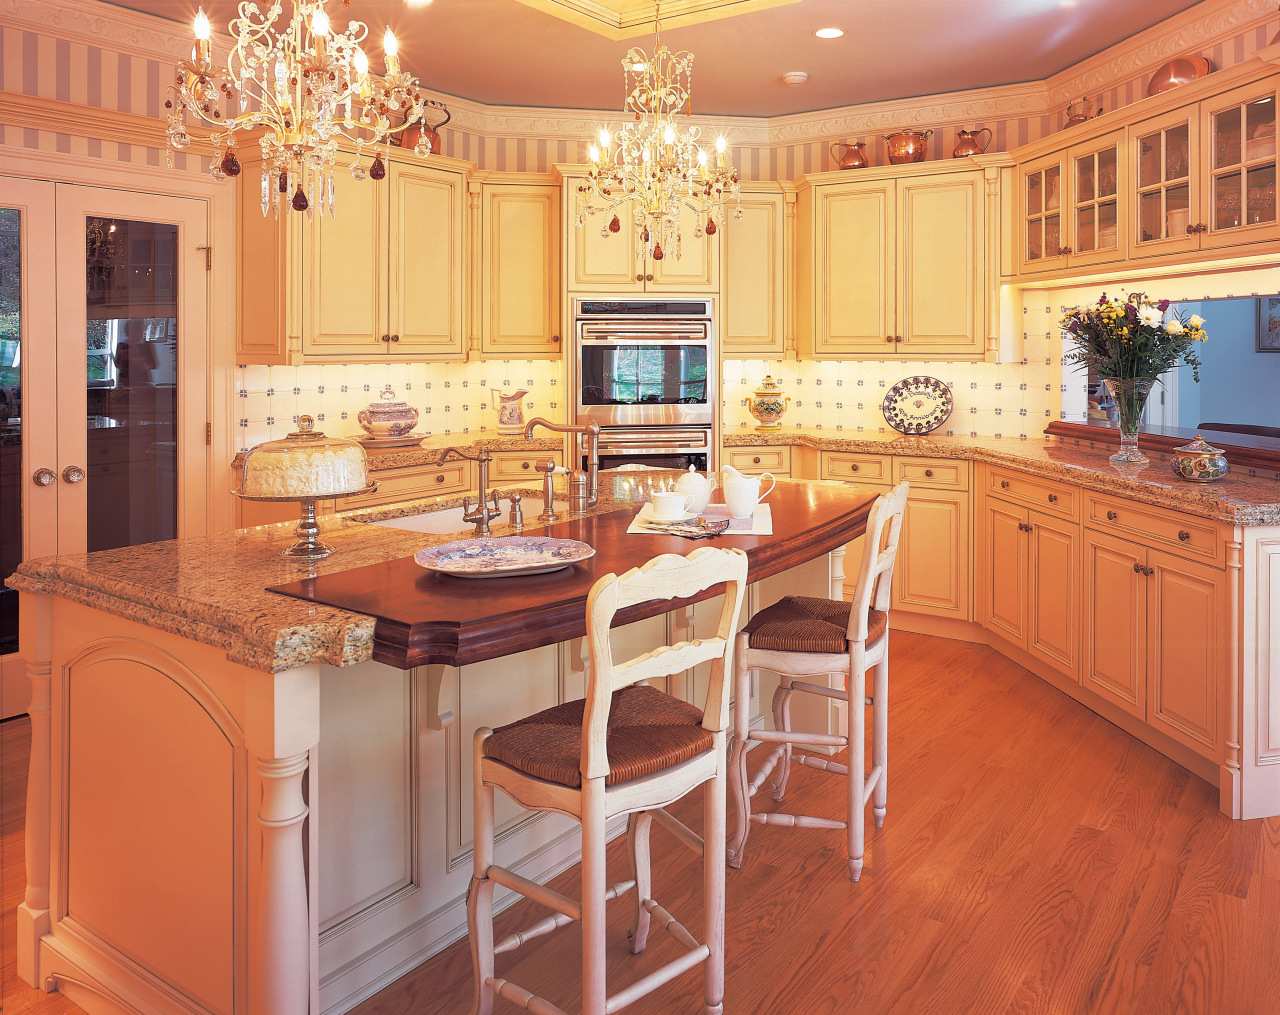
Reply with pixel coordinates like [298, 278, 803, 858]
[1169, 434, 1229, 483]
[357, 384, 419, 438]
[742, 375, 791, 431]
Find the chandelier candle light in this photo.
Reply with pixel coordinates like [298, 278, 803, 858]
[576, 0, 741, 262]
[167, 1, 448, 219]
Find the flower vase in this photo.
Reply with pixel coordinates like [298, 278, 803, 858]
[1103, 377, 1157, 464]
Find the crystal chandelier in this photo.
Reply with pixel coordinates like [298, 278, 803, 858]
[575, 1, 741, 262]
[166, 2, 447, 219]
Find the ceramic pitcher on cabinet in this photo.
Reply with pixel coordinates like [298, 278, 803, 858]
[491, 388, 529, 435]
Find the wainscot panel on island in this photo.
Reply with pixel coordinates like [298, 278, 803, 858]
[5, 471, 874, 1015]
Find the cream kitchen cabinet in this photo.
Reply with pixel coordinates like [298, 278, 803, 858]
[237, 151, 470, 364]
[475, 177, 562, 358]
[489, 448, 565, 481]
[795, 165, 987, 360]
[1017, 129, 1127, 275]
[979, 488, 1080, 678]
[1083, 524, 1226, 761]
[720, 188, 787, 356]
[724, 445, 791, 477]
[561, 171, 719, 292]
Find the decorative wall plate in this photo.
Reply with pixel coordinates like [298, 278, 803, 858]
[882, 376, 953, 435]
[414, 536, 595, 578]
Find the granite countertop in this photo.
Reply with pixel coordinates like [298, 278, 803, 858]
[723, 429, 1280, 526]
[231, 429, 564, 472]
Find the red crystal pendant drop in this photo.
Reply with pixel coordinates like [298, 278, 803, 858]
[278, 172, 289, 194]
[369, 155, 386, 180]
[220, 151, 241, 177]
[705, 218, 717, 235]
[608, 215, 621, 233]
[641, 228, 650, 243]
[652, 243, 664, 260]
[291, 184, 309, 212]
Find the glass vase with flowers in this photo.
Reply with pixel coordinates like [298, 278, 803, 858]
[1061, 292, 1208, 464]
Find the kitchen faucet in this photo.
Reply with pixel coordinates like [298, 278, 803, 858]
[522, 418, 600, 514]
[440, 446, 501, 536]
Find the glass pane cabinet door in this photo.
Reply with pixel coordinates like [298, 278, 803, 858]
[1022, 162, 1064, 268]
[1135, 118, 1194, 250]
[1072, 139, 1122, 263]
[1205, 91, 1276, 244]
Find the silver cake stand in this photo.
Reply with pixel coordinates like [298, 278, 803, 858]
[232, 482, 379, 559]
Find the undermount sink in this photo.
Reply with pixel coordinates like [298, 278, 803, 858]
[370, 496, 546, 536]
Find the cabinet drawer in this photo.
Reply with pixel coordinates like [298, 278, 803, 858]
[894, 457, 968, 491]
[490, 450, 564, 481]
[820, 452, 890, 483]
[345, 462, 471, 509]
[726, 447, 791, 476]
[986, 466, 1077, 520]
[1085, 493, 1222, 566]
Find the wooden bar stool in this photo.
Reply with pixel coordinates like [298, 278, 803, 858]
[468, 546, 750, 1015]
[727, 483, 908, 881]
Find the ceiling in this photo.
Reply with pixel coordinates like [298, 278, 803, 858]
[111, 0, 1204, 117]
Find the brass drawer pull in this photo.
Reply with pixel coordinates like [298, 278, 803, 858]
[522, 461, 531, 470]
[1047, 493, 1058, 503]
[1133, 561, 1142, 574]
[1018, 522, 1032, 533]
[390, 334, 399, 343]
[924, 469, 934, 478]
[1106, 510, 1118, 521]
[1178, 530, 1190, 542]
[753, 456, 762, 465]
[1000, 479, 1010, 489]
[1133, 562, 1154, 577]
[435, 474, 446, 483]
[886, 335, 895, 344]
[645, 274, 654, 281]
[1144, 565, 1155, 576]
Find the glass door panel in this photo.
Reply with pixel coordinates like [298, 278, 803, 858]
[1073, 144, 1120, 255]
[1021, 160, 1065, 270]
[1209, 94, 1276, 237]
[0, 209, 21, 655]
[1133, 113, 1198, 257]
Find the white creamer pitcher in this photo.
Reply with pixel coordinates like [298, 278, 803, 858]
[721, 464, 776, 520]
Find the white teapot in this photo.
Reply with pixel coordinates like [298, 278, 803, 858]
[721, 464, 776, 520]
[676, 465, 717, 513]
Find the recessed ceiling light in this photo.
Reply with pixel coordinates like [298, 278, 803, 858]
[782, 71, 809, 86]
[407, 0, 433, 6]
[814, 27, 844, 39]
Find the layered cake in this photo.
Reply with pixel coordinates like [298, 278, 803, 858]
[242, 444, 368, 499]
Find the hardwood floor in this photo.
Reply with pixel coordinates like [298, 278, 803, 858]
[2, 633, 1277, 1015]
[353, 633, 1280, 1015]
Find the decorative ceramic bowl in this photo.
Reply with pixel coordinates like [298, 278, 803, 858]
[358, 384, 419, 438]
[1170, 434, 1229, 483]
[742, 375, 791, 431]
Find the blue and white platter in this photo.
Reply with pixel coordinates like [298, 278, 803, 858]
[882, 375, 953, 435]
[414, 536, 596, 578]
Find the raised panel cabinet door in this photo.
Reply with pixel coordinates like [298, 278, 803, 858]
[1147, 549, 1224, 757]
[306, 168, 385, 354]
[481, 185, 561, 357]
[1028, 510, 1079, 680]
[648, 201, 719, 290]
[566, 177, 641, 290]
[388, 163, 465, 358]
[721, 193, 785, 355]
[981, 497, 1028, 646]
[818, 183, 893, 355]
[1082, 531, 1145, 718]
[892, 488, 969, 620]
[898, 172, 984, 356]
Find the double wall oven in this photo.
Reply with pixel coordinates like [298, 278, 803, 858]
[573, 298, 715, 471]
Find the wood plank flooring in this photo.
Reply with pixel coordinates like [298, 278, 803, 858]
[352, 633, 1280, 1015]
[1, 633, 1277, 1015]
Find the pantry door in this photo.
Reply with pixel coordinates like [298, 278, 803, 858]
[0, 180, 209, 717]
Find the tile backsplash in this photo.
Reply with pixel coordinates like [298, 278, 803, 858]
[726, 303, 1070, 438]
[235, 360, 564, 450]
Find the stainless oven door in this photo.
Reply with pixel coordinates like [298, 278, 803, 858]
[576, 325, 714, 427]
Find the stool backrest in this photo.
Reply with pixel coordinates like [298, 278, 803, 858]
[581, 547, 750, 783]
[846, 482, 909, 643]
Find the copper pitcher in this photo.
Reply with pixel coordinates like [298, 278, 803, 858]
[1063, 97, 1100, 129]
[830, 140, 869, 170]
[883, 129, 933, 165]
[952, 127, 992, 158]
[397, 103, 452, 154]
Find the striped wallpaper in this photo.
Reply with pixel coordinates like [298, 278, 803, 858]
[2, 3, 1276, 177]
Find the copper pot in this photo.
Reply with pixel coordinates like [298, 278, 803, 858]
[883, 129, 933, 165]
[397, 105, 452, 154]
[1063, 97, 1101, 129]
[830, 141, 869, 170]
[952, 127, 991, 158]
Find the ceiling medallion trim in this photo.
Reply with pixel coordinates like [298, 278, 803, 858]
[511, 0, 798, 40]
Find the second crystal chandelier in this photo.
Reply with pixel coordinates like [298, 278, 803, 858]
[576, 1, 741, 262]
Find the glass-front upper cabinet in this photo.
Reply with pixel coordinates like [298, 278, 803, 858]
[1201, 84, 1278, 250]
[1133, 108, 1199, 258]
[1019, 152, 1067, 274]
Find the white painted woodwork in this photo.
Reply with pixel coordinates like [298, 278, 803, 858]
[720, 190, 786, 356]
[1083, 529, 1148, 719]
[480, 183, 562, 357]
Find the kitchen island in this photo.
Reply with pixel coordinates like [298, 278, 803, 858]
[5, 472, 874, 1015]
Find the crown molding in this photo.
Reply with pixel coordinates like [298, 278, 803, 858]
[766, 80, 1051, 145]
[0, 0, 201, 63]
[1045, 0, 1276, 106]
[0, 89, 219, 156]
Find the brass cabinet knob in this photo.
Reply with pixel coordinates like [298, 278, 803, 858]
[636, 274, 644, 281]
[1106, 510, 1118, 520]
[1144, 565, 1155, 576]
[435, 474, 445, 483]
[1186, 224, 1195, 235]
[646, 274, 654, 281]
[1048, 493, 1058, 503]
[886, 335, 895, 343]
[850, 463, 860, 472]
[32, 468, 57, 487]
[522, 461, 531, 470]
[1000, 479, 1010, 489]
[389, 334, 399, 343]
[1178, 529, 1190, 541]
[381, 334, 390, 343]
[552, 335, 560, 344]
[753, 456, 762, 465]
[924, 469, 934, 478]
[1133, 561, 1143, 574]
[62, 465, 86, 484]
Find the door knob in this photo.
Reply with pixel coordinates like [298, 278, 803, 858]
[62, 465, 86, 484]
[389, 334, 400, 343]
[33, 468, 56, 486]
